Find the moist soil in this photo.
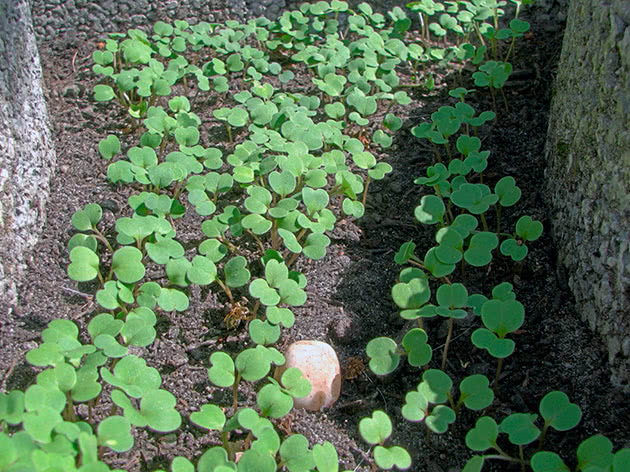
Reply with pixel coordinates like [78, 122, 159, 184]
[2, 5, 629, 472]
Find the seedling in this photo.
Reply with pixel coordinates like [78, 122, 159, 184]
[472, 60, 512, 110]
[500, 215, 543, 263]
[401, 370, 493, 434]
[463, 391, 591, 472]
[471, 297, 524, 388]
[359, 410, 412, 470]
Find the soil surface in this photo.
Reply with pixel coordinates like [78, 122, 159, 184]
[2, 4, 629, 472]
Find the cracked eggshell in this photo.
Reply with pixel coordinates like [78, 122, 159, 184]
[275, 340, 341, 411]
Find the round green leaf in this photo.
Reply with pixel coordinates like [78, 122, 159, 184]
[313, 441, 338, 472]
[426, 404, 456, 433]
[470, 328, 515, 358]
[112, 246, 146, 283]
[257, 384, 292, 419]
[359, 410, 392, 445]
[208, 352, 235, 388]
[530, 451, 569, 472]
[516, 215, 543, 242]
[224, 256, 250, 288]
[402, 328, 432, 367]
[464, 232, 498, 267]
[459, 375, 494, 410]
[495, 176, 521, 207]
[366, 337, 400, 376]
[94, 84, 115, 101]
[99, 135, 121, 160]
[539, 391, 582, 432]
[68, 247, 100, 282]
[499, 413, 540, 446]
[97, 415, 133, 452]
[373, 445, 412, 470]
[465, 416, 498, 451]
[500, 238, 528, 261]
[577, 435, 614, 470]
[249, 319, 281, 345]
[72, 203, 103, 231]
[190, 404, 226, 431]
[415, 195, 445, 225]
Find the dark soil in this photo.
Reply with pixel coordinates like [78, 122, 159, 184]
[2, 4, 629, 471]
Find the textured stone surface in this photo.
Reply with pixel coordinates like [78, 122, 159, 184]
[275, 340, 341, 411]
[545, 0, 630, 389]
[29, 0, 275, 42]
[0, 0, 56, 306]
[28, 0, 419, 43]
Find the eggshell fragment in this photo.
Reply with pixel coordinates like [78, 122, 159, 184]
[275, 340, 341, 411]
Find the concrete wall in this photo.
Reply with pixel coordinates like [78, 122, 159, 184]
[0, 0, 56, 307]
[545, 0, 630, 389]
[28, 0, 412, 44]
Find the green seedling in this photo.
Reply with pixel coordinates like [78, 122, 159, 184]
[208, 345, 285, 409]
[213, 106, 249, 142]
[359, 410, 412, 470]
[186, 402, 342, 472]
[419, 283, 468, 369]
[402, 370, 493, 436]
[391, 268, 431, 320]
[464, 390, 587, 472]
[499, 18, 530, 62]
[471, 297, 524, 388]
[401, 369, 455, 433]
[98, 135, 121, 160]
[451, 183, 498, 216]
[449, 87, 475, 102]
[531, 435, 630, 472]
[366, 328, 433, 377]
[472, 60, 512, 110]
[196, 351, 320, 467]
[415, 194, 446, 225]
[494, 175, 521, 232]
[0, 316, 184, 470]
[366, 337, 401, 376]
[70, 202, 110, 251]
[253, 258, 306, 300]
[407, 0, 445, 40]
[351, 149, 393, 207]
[500, 215, 543, 262]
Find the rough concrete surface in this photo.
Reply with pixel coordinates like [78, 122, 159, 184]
[0, 0, 56, 307]
[545, 0, 630, 389]
[28, 0, 413, 44]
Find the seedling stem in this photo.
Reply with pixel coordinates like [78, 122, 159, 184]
[215, 277, 234, 304]
[92, 226, 114, 253]
[232, 372, 241, 409]
[480, 213, 489, 232]
[441, 318, 454, 370]
[493, 357, 504, 390]
[362, 176, 372, 208]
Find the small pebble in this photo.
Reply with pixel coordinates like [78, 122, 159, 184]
[275, 340, 341, 411]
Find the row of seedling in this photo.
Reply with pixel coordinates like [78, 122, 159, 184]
[361, 71, 627, 472]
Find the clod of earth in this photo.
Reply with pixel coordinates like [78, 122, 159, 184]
[275, 340, 341, 411]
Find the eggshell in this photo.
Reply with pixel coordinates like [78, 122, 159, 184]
[275, 340, 341, 411]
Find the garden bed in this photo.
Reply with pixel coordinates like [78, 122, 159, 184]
[1, 2, 628, 471]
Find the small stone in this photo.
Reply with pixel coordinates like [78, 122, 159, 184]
[275, 340, 341, 411]
[328, 316, 353, 344]
[63, 84, 80, 98]
[81, 107, 95, 121]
